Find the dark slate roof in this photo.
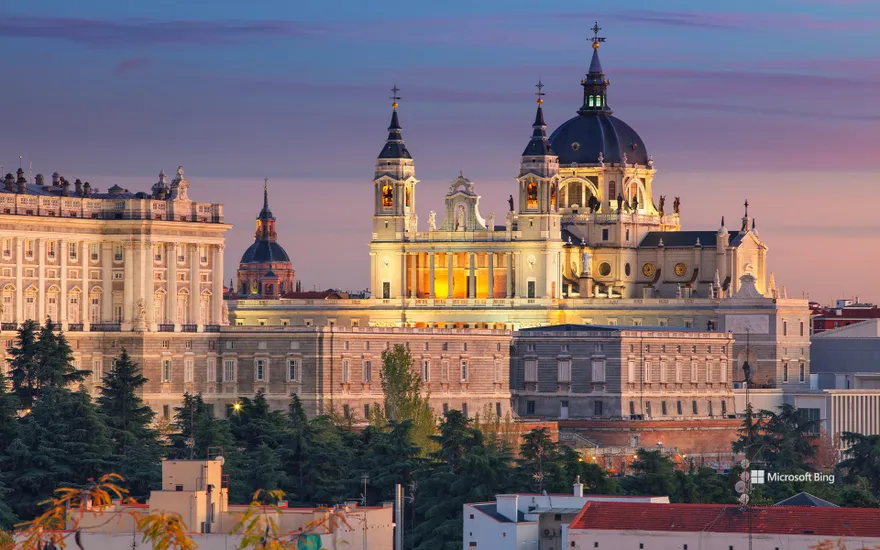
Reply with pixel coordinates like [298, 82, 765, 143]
[774, 492, 839, 508]
[549, 113, 648, 166]
[377, 109, 412, 159]
[473, 503, 527, 523]
[639, 231, 741, 248]
[519, 324, 707, 333]
[239, 241, 290, 264]
[521, 104, 555, 157]
[0, 182, 138, 199]
[588, 47, 603, 75]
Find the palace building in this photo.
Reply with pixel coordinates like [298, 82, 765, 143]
[230, 30, 811, 394]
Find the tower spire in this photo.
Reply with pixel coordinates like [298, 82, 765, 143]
[522, 80, 554, 156]
[579, 22, 611, 115]
[378, 85, 412, 159]
[259, 177, 273, 220]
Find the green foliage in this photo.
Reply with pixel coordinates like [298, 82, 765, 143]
[837, 432, 880, 494]
[734, 403, 817, 473]
[360, 421, 423, 504]
[96, 348, 163, 500]
[376, 344, 436, 453]
[229, 391, 291, 499]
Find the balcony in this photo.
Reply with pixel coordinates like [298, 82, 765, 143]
[158, 324, 175, 332]
[68, 323, 84, 332]
[204, 324, 220, 332]
[90, 323, 121, 332]
[0, 323, 16, 331]
[181, 324, 198, 333]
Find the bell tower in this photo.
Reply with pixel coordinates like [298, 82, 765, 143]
[373, 86, 418, 241]
[516, 80, 561, 239]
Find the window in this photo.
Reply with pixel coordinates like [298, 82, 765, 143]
[601, 228, 609, 241]
[92, 358, 103, 382]
[223, 359, 236, 383]
[25, 240, 34, 258]
[708, 401, 714, 416]
[721, 401, 728, 416]
[608, 181, 616, 200]
[206, 358, 216, 383]
[684, 319, 694, 328]
[557, 359, 571, 383]
[184, 359, 194, 383]
[706, 361, 713, 382]
[594, 401, 603, 416]
[69, 242, 77, 260]
[659, 361, 668, 383]
[629, 401, 635, 416]
[338, 359, 349, 383]
[462, 403, 468, 417]
[799, 363, 805, 382]
[496, 402, 502, 416]
[675, 361, 683, 383]
[422, 359, 431, 382]
[163, 405, 170, 420]
[460, 360, 468, 382]
[783, 321, 788, 336]
[364, 404, 371, 418]
[363, 360, 372, 382]
[47, 241, 56, 259]
[592, 359, 606, 382]
[646, 402, 652, 417]
[800, 321, 805, 337]
[441, 360, 449, 382]
[526, 400, 535, 414]
[287, 359, 300, 382]
[525, 359, 538, 383]
[677, 400, 683, 415]
[627, 360, 635, 383]
[258, 341, 267, 350]
[783, 362, 789, 383]
[162, 359, 172, 382]
[661, 401, 668, 415]
[225, 341, 235, 350]
[185, 340, 193, 350]
[720, 360, 728, 383]
[443, 403, 449, 414]
[561, 343, 569, 352]
[255, 359, 266, 382]
[113, 244, 123, 261]
[690, 361, 698, 382]
[463, 342, 468, 352]
[494, 359, 503, 383]
[692, 400, 698, 415]
[644, 360, 651, 383]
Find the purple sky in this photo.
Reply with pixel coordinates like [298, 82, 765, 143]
[2, 1, 879, 304]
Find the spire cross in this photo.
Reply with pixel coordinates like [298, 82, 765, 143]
[535, 80, 545, 97]
[590, 21, 606, 49]
[390, 85, 401, 107]
[264, 177, 268, 192]
[744, 199, 749, 217]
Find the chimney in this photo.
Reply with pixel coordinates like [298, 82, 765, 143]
[74, 179, 83, 195]
[16, 169, 26, 194]
[35, 174, 45, 187]
[61, 178, 71, 197]
[52, 172, 61, 187]
[83, 181, 92, 197]
[573, 476, 584, 498]
[3, 174, 14, 193]
[495, 494, 519, 522]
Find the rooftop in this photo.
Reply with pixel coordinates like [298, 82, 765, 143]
[569, 501, 880, 537]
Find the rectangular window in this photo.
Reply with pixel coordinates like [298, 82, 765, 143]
[799, 363, 805, 382]
[92, 358, 103, 383]
[258, 341, 267, 350]
[592, 359, 606, 382]
[706, 361, 713, 382]
[659, 361, 668, 383]
[287, 359, 300, 382]
[69, 242, 77, 260]
[629, 401, 636, 416]
[223, 359, 236, 383]
[721, 401, 728, 416]
[602, 228, 609, 241]
[557, 359, 572, 383]
[460, 360, 469, 382]
[47, 241, 56, 259]
[594, 401, 603, 416]
[526, 400, 535, 415]
[677, 400, 683, 415]
[783, 321, 788, 336]
[255, 359, 266, 382]
[800, 321, 805, 337]
[423, 359, 431, 382]
[442, 403, 449, 414]
[661, 401, 668, 416]
[692, 400, 698, 415]
[675, 361, 683, 383]
[783, 362, 789, 383]
[684, 319, 693, 328]
[342, 359, 351, 383]
[362, 360, 371, 382]
[441, 360, 449, 382]
[644, 360, 652, 383]
[225, 341, 235, 350]
[627, 360, 635, 383]
[461, 403, 468, 417]
[525, 359, 538, 383]
[691, 361, 698, 382]
[720, 360, 728, 383]
[114, 244, 123, 261]
[162, 359, 172, 382]
[206, 358, 216, 383]
[646, 401, 652, 417]
[184, 359, 194, 383]
[163, 405, 170, 421]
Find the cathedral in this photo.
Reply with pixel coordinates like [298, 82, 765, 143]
[230, 30, 811, 392]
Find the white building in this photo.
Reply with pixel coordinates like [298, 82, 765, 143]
[566, 501, 880, 550]
[463, 481, 668, 550]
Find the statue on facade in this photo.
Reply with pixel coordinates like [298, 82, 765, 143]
[616, 193, 623, 211]
[597, 152, 604, 167]
[487, 212, 495, 231]
[673, 196, 681, 215]
[632, 194, 639, 212]
[136, 298, 146, 321]
[222, 300, 230, 325]
[508, 194, 515, 212]
[428, 211, 436, 231]
[622, 153, 628, 168]
[587, 194, 599, 213]
[455, 204, 466, 231]
[580, 251, 592, 277]
[658, 195, 666, 216]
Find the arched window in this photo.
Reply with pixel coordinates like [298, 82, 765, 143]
[526, 182, 538, 209]
[382, 184, 394, 207]
[588, 96, 595, 107]
[608, 181, 616, 201]
[596, 95, 602, 107]
[405, 186, 411, 208]
[550, 183, 557, 209]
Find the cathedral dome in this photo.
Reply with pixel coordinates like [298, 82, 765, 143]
[549, 114, 648, 167]
[239, 240, 290, 264]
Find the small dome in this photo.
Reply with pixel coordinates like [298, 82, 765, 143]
[239, 241, 290, 264]
[549, 113, 649, 166]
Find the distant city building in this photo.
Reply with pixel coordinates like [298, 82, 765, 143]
[463, 483, 668, 550]
[54, 458, 392, 550]
[811, 299, 880, 334]
[235, 182, 295, 299]
[566, 501, 880, 550]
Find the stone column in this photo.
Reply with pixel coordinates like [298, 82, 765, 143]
[144, 242, 154, 329]
[123, 242, 134, 329]
[14, 238, 23, 323]
[213, 244, 225, 325]
[429, 252, 435, 299]
[101, 242, 113, 323]
[400, 252, 407, 299]
[447, 252, 453, 299]
[81, 241, 89, 328]
[166, 243, 177, 327]
[468, 252, 475, 298]
[37, 239, 46, 323]
[410, 252, 418, 298]
[487, 252, 494, 299]
[60, 238, 68, 329]
[506, 252, 513, 298]
[189, 244, 200, 327]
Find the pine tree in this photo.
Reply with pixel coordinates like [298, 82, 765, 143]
[96, 348, 163, 500]
[229, 391, 290, 499]
[0, 373, 20, 529]
[8, 320, 40, 409]
[362, 420, 422, 504]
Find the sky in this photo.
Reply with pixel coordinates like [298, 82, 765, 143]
[1, 0, 879, 304]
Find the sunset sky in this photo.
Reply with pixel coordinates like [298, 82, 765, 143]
[1, 0, 878, 304]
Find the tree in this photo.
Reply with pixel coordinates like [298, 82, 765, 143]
[96, 348, 163, 500]
[561, 448, 620, 495]
[837, 432, 880, 494]
[361, 421, 422, 505]
[8, 320, 87, 410]
[0, 374, 19, 529]
[622, 449, 680, 500]
[518, 427, 568, 493]
[229, 391, 291, 499]
[376, 344, 436, 453]
[733, 403, 817, 472]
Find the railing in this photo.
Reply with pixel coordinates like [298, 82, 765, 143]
[158, 324, 175, 332]
[90, 323, 121, 332]
[181, 324, 198, 333]
[68, 323, 84, 332]
[1, 323, 16, 331]
[203, 324, 220, 332]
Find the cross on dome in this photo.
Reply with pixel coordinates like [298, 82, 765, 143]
[390, 85, 401, 109]
[535, 80, 545, 104]
[590, 21, 606, 50]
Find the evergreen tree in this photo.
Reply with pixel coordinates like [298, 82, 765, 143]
[361, 421, 422, 505]
[8, 319, 87, 409]
[96, 348, 163, 500]
[8, 320, 40, 409]
[517, 427, 568, 493]
[0, 374, 19, 529]
[561, 448, 620, 495]
[229, 391, 290, 498]
[622, 449, 680, 499]
[838, 432, 880, 494]
[168, 393, 235, 459]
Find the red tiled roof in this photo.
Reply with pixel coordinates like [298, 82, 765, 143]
[569, 502, 880, 538]
[281, 291, 346, 299]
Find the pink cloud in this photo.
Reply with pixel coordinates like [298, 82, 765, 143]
[115, 56, 151, 73]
